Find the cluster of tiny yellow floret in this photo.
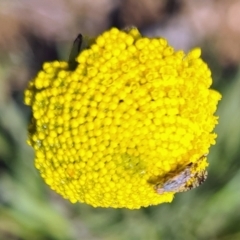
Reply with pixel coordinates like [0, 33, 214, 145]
[24, 27, 221, 209]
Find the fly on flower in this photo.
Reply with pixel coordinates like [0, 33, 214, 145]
[155, 156, 208, 194]
[68, 33, 93, 70]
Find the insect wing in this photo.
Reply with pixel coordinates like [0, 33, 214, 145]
[155, 167, 192, 194]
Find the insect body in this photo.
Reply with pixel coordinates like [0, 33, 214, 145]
[155, 157, 208, 194]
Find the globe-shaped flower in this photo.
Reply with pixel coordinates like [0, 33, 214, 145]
[24, 27, 221, 209]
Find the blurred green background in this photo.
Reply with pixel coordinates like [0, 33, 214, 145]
[0, 0, 240, 239]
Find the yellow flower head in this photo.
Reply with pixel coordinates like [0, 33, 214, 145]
[24, 27, 221, 209]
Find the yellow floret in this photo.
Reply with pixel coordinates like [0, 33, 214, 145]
[24, 27, 221, 209]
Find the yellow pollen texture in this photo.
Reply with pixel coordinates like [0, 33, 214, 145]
[24, 27, 221, 209]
